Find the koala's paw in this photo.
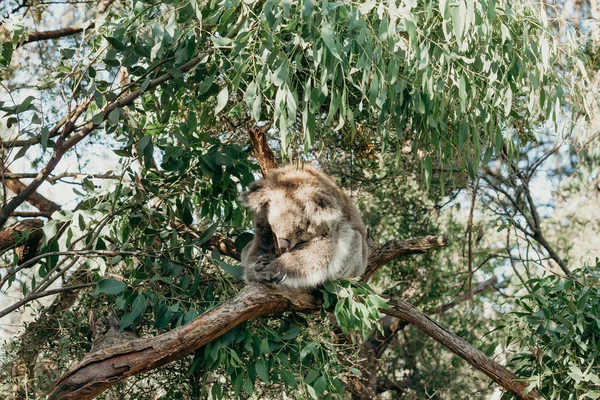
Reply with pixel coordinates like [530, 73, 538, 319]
[255, 262, 287, 285]
[253, 254, 274, 271]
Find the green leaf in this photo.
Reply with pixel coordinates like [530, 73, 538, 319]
[108, 108, 120, 125]
[280, 370, 297, 389]
[272, 60, 289, 87]
[120, 293, 148, 330]
[215, 87, 229, 114]
[91, 279, 126, 296]
[197, 223, 218, 244]
[243, 376, 254, 397]
[321, 23, 342, 61]
[104, 35, 125, 50]
[214, 260, 244, 280]
[313, 376, 327, 397]
[306, 384, 318, 399]
[255, 359, 269, 383]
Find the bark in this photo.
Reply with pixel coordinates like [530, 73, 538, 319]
[0, 219, 43, 254]
[0, 219, 44, 266]
[383, 298, 543, 400]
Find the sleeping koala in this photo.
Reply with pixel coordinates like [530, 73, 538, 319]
[240, 165, 368, 288]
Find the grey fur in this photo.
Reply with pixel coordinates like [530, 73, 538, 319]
[240, 165, 368, 288]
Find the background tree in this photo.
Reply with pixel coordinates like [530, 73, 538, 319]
[0, 0, 598, 399]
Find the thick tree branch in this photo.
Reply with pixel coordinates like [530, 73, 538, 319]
[50, 239, 541, 400]
[383, 298, 543, 400]
[0, 55, 205, 228]
[48, 285, 321, 400]
[48, 235, 488, 400]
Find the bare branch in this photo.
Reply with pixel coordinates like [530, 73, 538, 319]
[1, 172, 119, 184]
[0, 283, 96, 320]
[383, 297, 543, 400]
[465, 180, 479, 307]
[23, 23, 95, 45]
[9, 210, 54, 217]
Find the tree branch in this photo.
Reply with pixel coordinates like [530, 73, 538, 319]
[1, 172, 119, 184]
[383, 298, 543, 400]
[362, 235, 448, 281]
[49, 285, 321, 400]
[354, 276, 500, 399]
[1, 164, 61, 214]
[23, 23, 95, 45]
[49, 243, 542, 400]
[0, 283, 96, 320]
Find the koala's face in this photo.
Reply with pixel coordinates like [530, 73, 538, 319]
[267, 198, 317, 253]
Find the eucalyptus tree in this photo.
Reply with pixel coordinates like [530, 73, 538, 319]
[0, 0, 594, 398]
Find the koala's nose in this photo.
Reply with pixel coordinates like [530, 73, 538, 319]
[278, 238, 291, 253]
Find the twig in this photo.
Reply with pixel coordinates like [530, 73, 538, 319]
[0, 283, 96, 319]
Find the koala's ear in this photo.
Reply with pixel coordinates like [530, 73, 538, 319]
[240, 180, 269, 211]
[307, 193, 342, 226]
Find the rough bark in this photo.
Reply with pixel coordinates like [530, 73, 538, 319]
[383, 298, 543, 400]
[0, 219, 44, 254]
[0, 219, 44, 267]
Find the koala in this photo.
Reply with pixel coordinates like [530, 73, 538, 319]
[240, 165, 368, 288]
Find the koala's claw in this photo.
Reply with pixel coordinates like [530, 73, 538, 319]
[256, 266, 286, 285]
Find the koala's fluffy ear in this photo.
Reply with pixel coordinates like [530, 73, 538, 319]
[306, 192, 342, 226]
[240, 180, 269, 211]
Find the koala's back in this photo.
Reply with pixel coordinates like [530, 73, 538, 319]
[241, 164, 369, 287]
